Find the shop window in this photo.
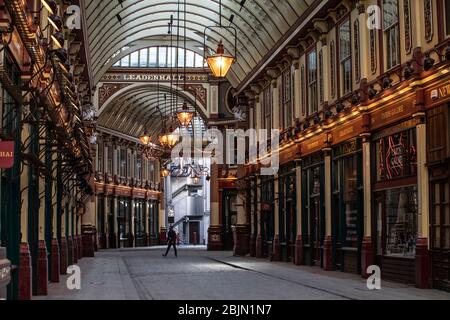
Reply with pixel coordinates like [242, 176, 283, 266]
[307, 49, 318, 115]
[339, 19, 352, 95]
[445, 0, 450, 36]
[333, 140, 362, 248]
[383, 0, 400, 70]
[385, 186, 418, 257]
[375, 128, 417, 182]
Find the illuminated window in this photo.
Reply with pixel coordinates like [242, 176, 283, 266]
[339, 19, 351, 95]
[307, 49, 318, 115]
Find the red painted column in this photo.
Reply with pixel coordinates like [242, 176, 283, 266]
[323, 236, 333, 271]
[294, 235, 304, 265]
[59, 237, 68, 274]
[50, 239, 60, 282]
[72, 236, 78, 264]
[18, 243, 32, 300]
[255, 234, 263, 258]
[361, 236, 374, 278]
[67, 236, 74, 266]
[271, 235, 281, 261]
[249, 235, 256, 257]
[415, 238, 431, 289]
[36, 240, 48, 295]
[77, 235, 83, 260]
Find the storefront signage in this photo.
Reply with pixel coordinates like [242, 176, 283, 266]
[0, 141, 14, 169]
[370, 99, 415, 130]
[300, 133, 326, 156]
[102, 73, 209, 82]
[333, 120, 363, 145]
[279, 145, 298, 165]
[427, 82, 450, 107]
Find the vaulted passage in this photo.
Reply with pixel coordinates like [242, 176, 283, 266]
[2, 0, 450, 302]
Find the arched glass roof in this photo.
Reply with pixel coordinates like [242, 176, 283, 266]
[98, 86, 199, 142]
[110, 46, 207, 68]
[84, 0, 314, 86]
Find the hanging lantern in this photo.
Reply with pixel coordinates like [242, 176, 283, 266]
[158, 127, 179, 148]
[176, 102, 194, 127]
[139, 130, 151, 145]
[161, 168, 170, 178]
[206, 41, 235, 78]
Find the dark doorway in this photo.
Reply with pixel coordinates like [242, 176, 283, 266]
[189, 221, 200, 245]
[430, 177, 450, 291]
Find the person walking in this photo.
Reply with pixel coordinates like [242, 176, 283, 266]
[162, 225, 177, 257]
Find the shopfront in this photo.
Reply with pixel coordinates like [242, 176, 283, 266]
[332, 139, 363, 273]
[426, 84, 450, 291]
[148, 200, 159, 245]
[372, 121, 418, 284]
[301, 152, 325, 267]
[134, 199, 146, 247]
[278, 162, 297, 262]
[260, 177, 274, 258]
[118, 197, 132, 248]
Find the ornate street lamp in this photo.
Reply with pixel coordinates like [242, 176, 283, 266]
[139, 130, 151, 145]
[161, 168, 170, 178]
[176, 102, 194, 127]
[206, 40, 235, 78]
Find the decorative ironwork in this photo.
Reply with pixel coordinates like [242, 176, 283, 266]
[98, 83, 132, 108]
[424, 0, 433, 42]
[404, 0, 412, 53]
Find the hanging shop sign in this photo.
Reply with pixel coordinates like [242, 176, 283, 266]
[0, 141, 14, 169]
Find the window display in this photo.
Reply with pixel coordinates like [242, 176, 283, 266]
[376, 128, 417, 181]
[385, 186, 418, 257]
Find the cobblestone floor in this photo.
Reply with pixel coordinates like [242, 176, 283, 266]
[33, 246, 450, 300]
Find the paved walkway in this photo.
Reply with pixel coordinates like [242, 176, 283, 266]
[34, 247, 450, 300]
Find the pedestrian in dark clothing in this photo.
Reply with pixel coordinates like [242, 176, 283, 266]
[162, 225, 177, 257]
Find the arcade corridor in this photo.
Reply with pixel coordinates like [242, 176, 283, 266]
[34, 248, 450, 300]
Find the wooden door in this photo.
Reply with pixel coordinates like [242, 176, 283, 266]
[431, 179, 450, 291]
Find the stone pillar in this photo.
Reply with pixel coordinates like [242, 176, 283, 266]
[255, 176, 263, 258]
[37, 156, 47, 295]
[18, 243, 32, 300]
[272, 175, 281, 261]
[415, 111, 431, 288]
[233, 184, 249, 256]
[361, 133, 374, 278]
[60, 199, 68, 275]
[323, 148, 333, 271]
[272, 79, 280, 130]
[293, 60, 301, 120]
[130, 198, 135, 247]
[145, 200, 150, 246]
[294, 160, 304, 265]
[208, 164, 222, 250]
[249, 176, 256, 257]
